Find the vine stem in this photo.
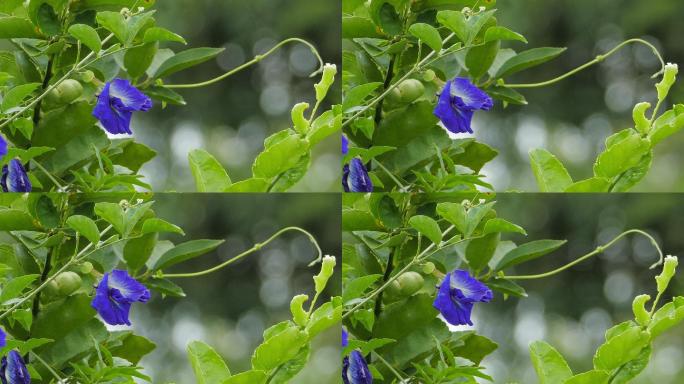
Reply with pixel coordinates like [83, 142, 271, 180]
[503, 229, 664, 281]
[161, 226, 323, 279]
[163, 38, 324, 89]
[0, 224, 115, 323]
[341, 32, 459, 130]
[342, 225, 457, 321]
[501, 38, 666, 89]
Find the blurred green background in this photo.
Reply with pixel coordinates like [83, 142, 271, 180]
[472, 0, 684, 192]
[127, 194, 341, 383]
[473, 194, 684, 383]
[134, 0, 341, 191]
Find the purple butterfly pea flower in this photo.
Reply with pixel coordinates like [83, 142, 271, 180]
[433, 269, 492, 326]
[1, 351, 30, 384]
[0, 136, 7, 161]
[0, 328, 5, 349]
[434, 77, 493, 134]
[342, 329, 372, 384]
[91, 270, 150, 326]
[343, 159, 373, 193]
[93, 78, 152, 135]
[1, 160, 31, 193]
[342, 134, 349, 155]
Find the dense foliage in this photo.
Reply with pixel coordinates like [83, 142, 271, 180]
[0, 193, 340, 383]
[342, 193, 683, 383]
[0, 0, 339, 193]
[342, 0, 684, 192]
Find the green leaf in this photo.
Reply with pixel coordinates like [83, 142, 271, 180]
[305, 297, 341, 339]
[466, 40, 500, 79]
[494, 47, 567, 79]
[225, 178, 270, 192]
[0, 17, 41, 39]
[343, 82, 382, 112]
[0, 209, 38, 231]
[152, 239, 225, 271]
[146, 277, 186, 297]
[593, 325, 650, 371]
[529, 148, 573, 192]
[373, 293, 437, 341]
[68, 24, 102, 52]
[408, 23, 442, 52]
[2, 83, 41, 112]
[649, 104, 684, 145]
[143, 26, 186, 44]
[369, 0, 401, 35]
[610, 152, 652, 192]
[223, 371, 267, 384]
[487, 86, 528, 105]
[94, 202, 125, 234]
[96, 11, 127, 43]
[529, 341, 573, 384]
[141, 218, 185, 236]
[251, 325, 308, 371]
[466, 232, 500, 272]
[495, 239, 567, 271]
[610, 347, 650, 384]
[483, 218, 527, 236]
[593, 132, 651, 179]
[563, 370, 610, 384]
[436, 201, 494, 237]
[342, 15, 384, 39]
[124, 42, 158, 79]
[187, 341, 231, 384]
[252, 136, 308, 180]
[35, 2, 60, 36]
[124, 232, 157, 272]
[487, 278, 527, 298]
[564, 178, 611, 192]
[0, 274, 39, 304]
[66, 215, 101, 244]
[452, 332, 499, 365]
[408, 215, 442, 245]
[484, 26, 528, 43]
[188, 149, 231, 192]
[153, 47, 224, 79]
[436, 11, 467, 43]
[145, 85, 186, 105]
[648, 296, 684, 338]
[343, 275, 382, 305]
[110, 333, 157, 365]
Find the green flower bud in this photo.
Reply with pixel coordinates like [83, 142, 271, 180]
[397, 271, 424, 297]
[632, 294, 651, 326]
[314, 64, 337, 102]
[632, 102, 651, 135]
[422, 70, 436, 82]
[291, 102, 310, 134]
[656, 63, 678, 102]
[313, 255, 336, 294]
[79, 261, 94, 274]
[421, 262, 436, 274]
[656, 255, 678, 294]
[79, 70, 95, 83]
[290, 294, 309, 326]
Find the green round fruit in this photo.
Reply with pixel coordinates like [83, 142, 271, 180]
[422, 69, 436, 82]
[421, 262, 436, 275]
[396, 79, 425, 103]
[46, 79, 83, 105]
[385, 279, 403, 299]
[44, 279, 61, 298]
[397, 271, 424, 296]
[55, 271, 82, 296]
[79, 261, 94, 274]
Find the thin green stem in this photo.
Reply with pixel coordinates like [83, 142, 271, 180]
[0, 33, 115, 130]
[343, 225, 457, 320]
[31, 159, 65, 191]
[31, 352, 63, 382]
[502, 38, 665, 89]
[374, 353, 406, 382]
[504, 229, 664, 281]
[374, 160, 407, 191]
[0, 225, 115, 322]
[164, 38, 324, 89]
[342, 33, 458, 130]
[162, 226, 322, 278]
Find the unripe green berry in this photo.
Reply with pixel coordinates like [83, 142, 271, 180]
[396, 79, 425, 103]
[44, 279, 61, 298]
[46, 79, 83, 105]
[397, 271, 424, 297]
[55, 271, 82, 296]
[79, 261, 94, 274]
[422, 70, 436, 82]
